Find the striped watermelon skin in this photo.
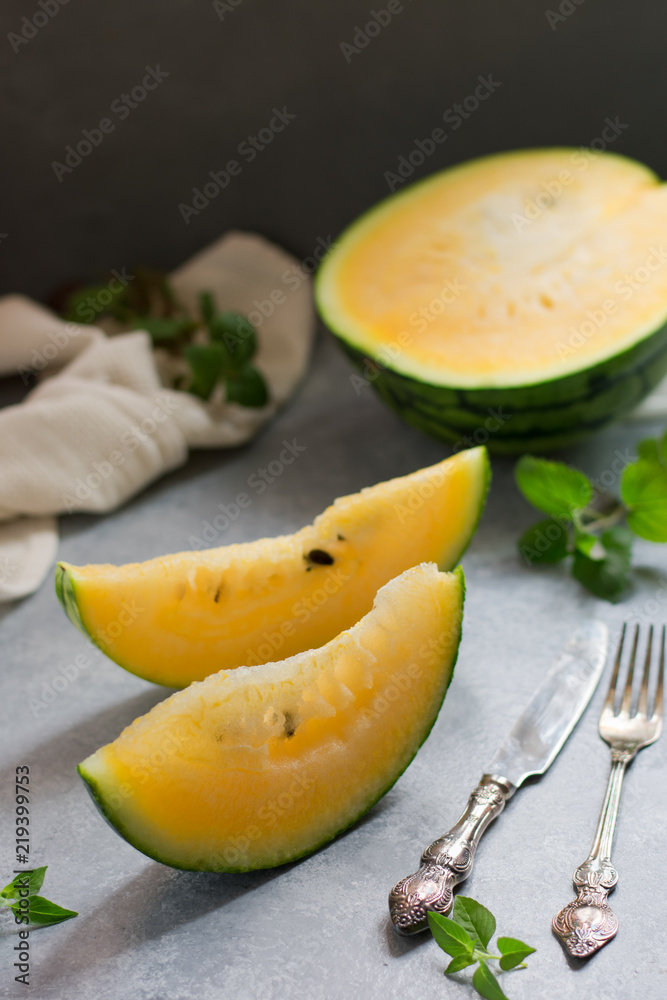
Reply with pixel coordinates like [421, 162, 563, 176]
[341, 319, 667, 454]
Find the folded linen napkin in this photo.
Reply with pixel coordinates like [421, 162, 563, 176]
[0, 231, 315, 602]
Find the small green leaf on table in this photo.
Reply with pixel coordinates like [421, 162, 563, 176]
[472, 960, 510, 1000]
[571, 527, 633, 601]
[497, 937, 536, 971]
[573, 530, 598, 557]
[515, 456, 592, 517]
[427, 911, 475, 959]
[452, 896, 496, 950]
[19, 896, 78, 926]
[429, 896, 535, 999]
[621, 459, 667, 542]
[1, 865, 47, 899]
[518, 518, 569, 564]
[445, 953, 478, 974]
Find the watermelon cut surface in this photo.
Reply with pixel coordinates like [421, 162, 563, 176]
[78, 563, 464, 872]
[316, 148, 667, 452]
[56, 448, 487, 688]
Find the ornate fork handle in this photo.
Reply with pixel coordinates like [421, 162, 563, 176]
[388, 775, 515, 935]
[552, 746, 635, 958]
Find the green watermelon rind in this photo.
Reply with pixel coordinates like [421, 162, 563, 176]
[77, 567, 465, 873]
[55, 563, 88, 637]
[56, 562, 142, 681]
[337, 320, 667, 455]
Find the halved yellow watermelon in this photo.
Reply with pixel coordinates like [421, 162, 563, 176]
[78, 562, 464, 871]
[56, 447, 487, 687]
[316, 148, 667, 452]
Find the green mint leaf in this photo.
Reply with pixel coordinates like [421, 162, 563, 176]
[12, 895, 77, 927]
[497, 936, 536, 971]
[199, 291, 216, 326]
[637, 438, 660, 463]
[428, 911, 475, 959]
[210, 311, 257, 366]
[61, 285, 110, 324]
[185, 343, 227, 400]
[621, 459, 667, 542]
[574, 530, 598, 557]
[571, 527, 632, 602]
[637, 432, 667, 467]
[518, 518, 569, 564]
[515, 456, 592, 517]
[135, 317, 196, 342]
[472, 959, 509, 1000]
[452, 896, 496, 950]
[225, 366, 269, 408]
[2, 866, 48, 899]
[445, 953, 477, 974]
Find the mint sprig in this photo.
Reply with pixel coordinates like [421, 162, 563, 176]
[58, 270, 269, 409]
[428, 897, 535, 1000]
[515, 431, 667, 601]
[0, 866, 77, 927]
[193, 293, 268, 407]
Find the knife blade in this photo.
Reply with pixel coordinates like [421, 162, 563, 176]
[388, 619, 608, 935]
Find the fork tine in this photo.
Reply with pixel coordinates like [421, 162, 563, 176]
[603, 623, 626, 715]
[653, 624, 665, 721]
[637, 625, 654, 718]
[620, 624, 640, 715]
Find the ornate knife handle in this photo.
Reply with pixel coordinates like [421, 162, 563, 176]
[388, 775, 515, 935]
[552, 747, 634, 958]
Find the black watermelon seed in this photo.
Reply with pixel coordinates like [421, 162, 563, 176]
[305, 549, 334, 565]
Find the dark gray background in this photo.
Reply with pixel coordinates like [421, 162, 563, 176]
[1, 0, 665, 299]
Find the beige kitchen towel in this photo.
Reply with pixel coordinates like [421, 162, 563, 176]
[0, 231, 315, 601]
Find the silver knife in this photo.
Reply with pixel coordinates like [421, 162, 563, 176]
[389, 619, 608, 935]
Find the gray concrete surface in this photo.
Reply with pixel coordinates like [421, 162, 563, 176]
[1, 331, 666, 999]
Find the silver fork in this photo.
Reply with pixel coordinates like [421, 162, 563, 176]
[553, 623, 664, 959]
